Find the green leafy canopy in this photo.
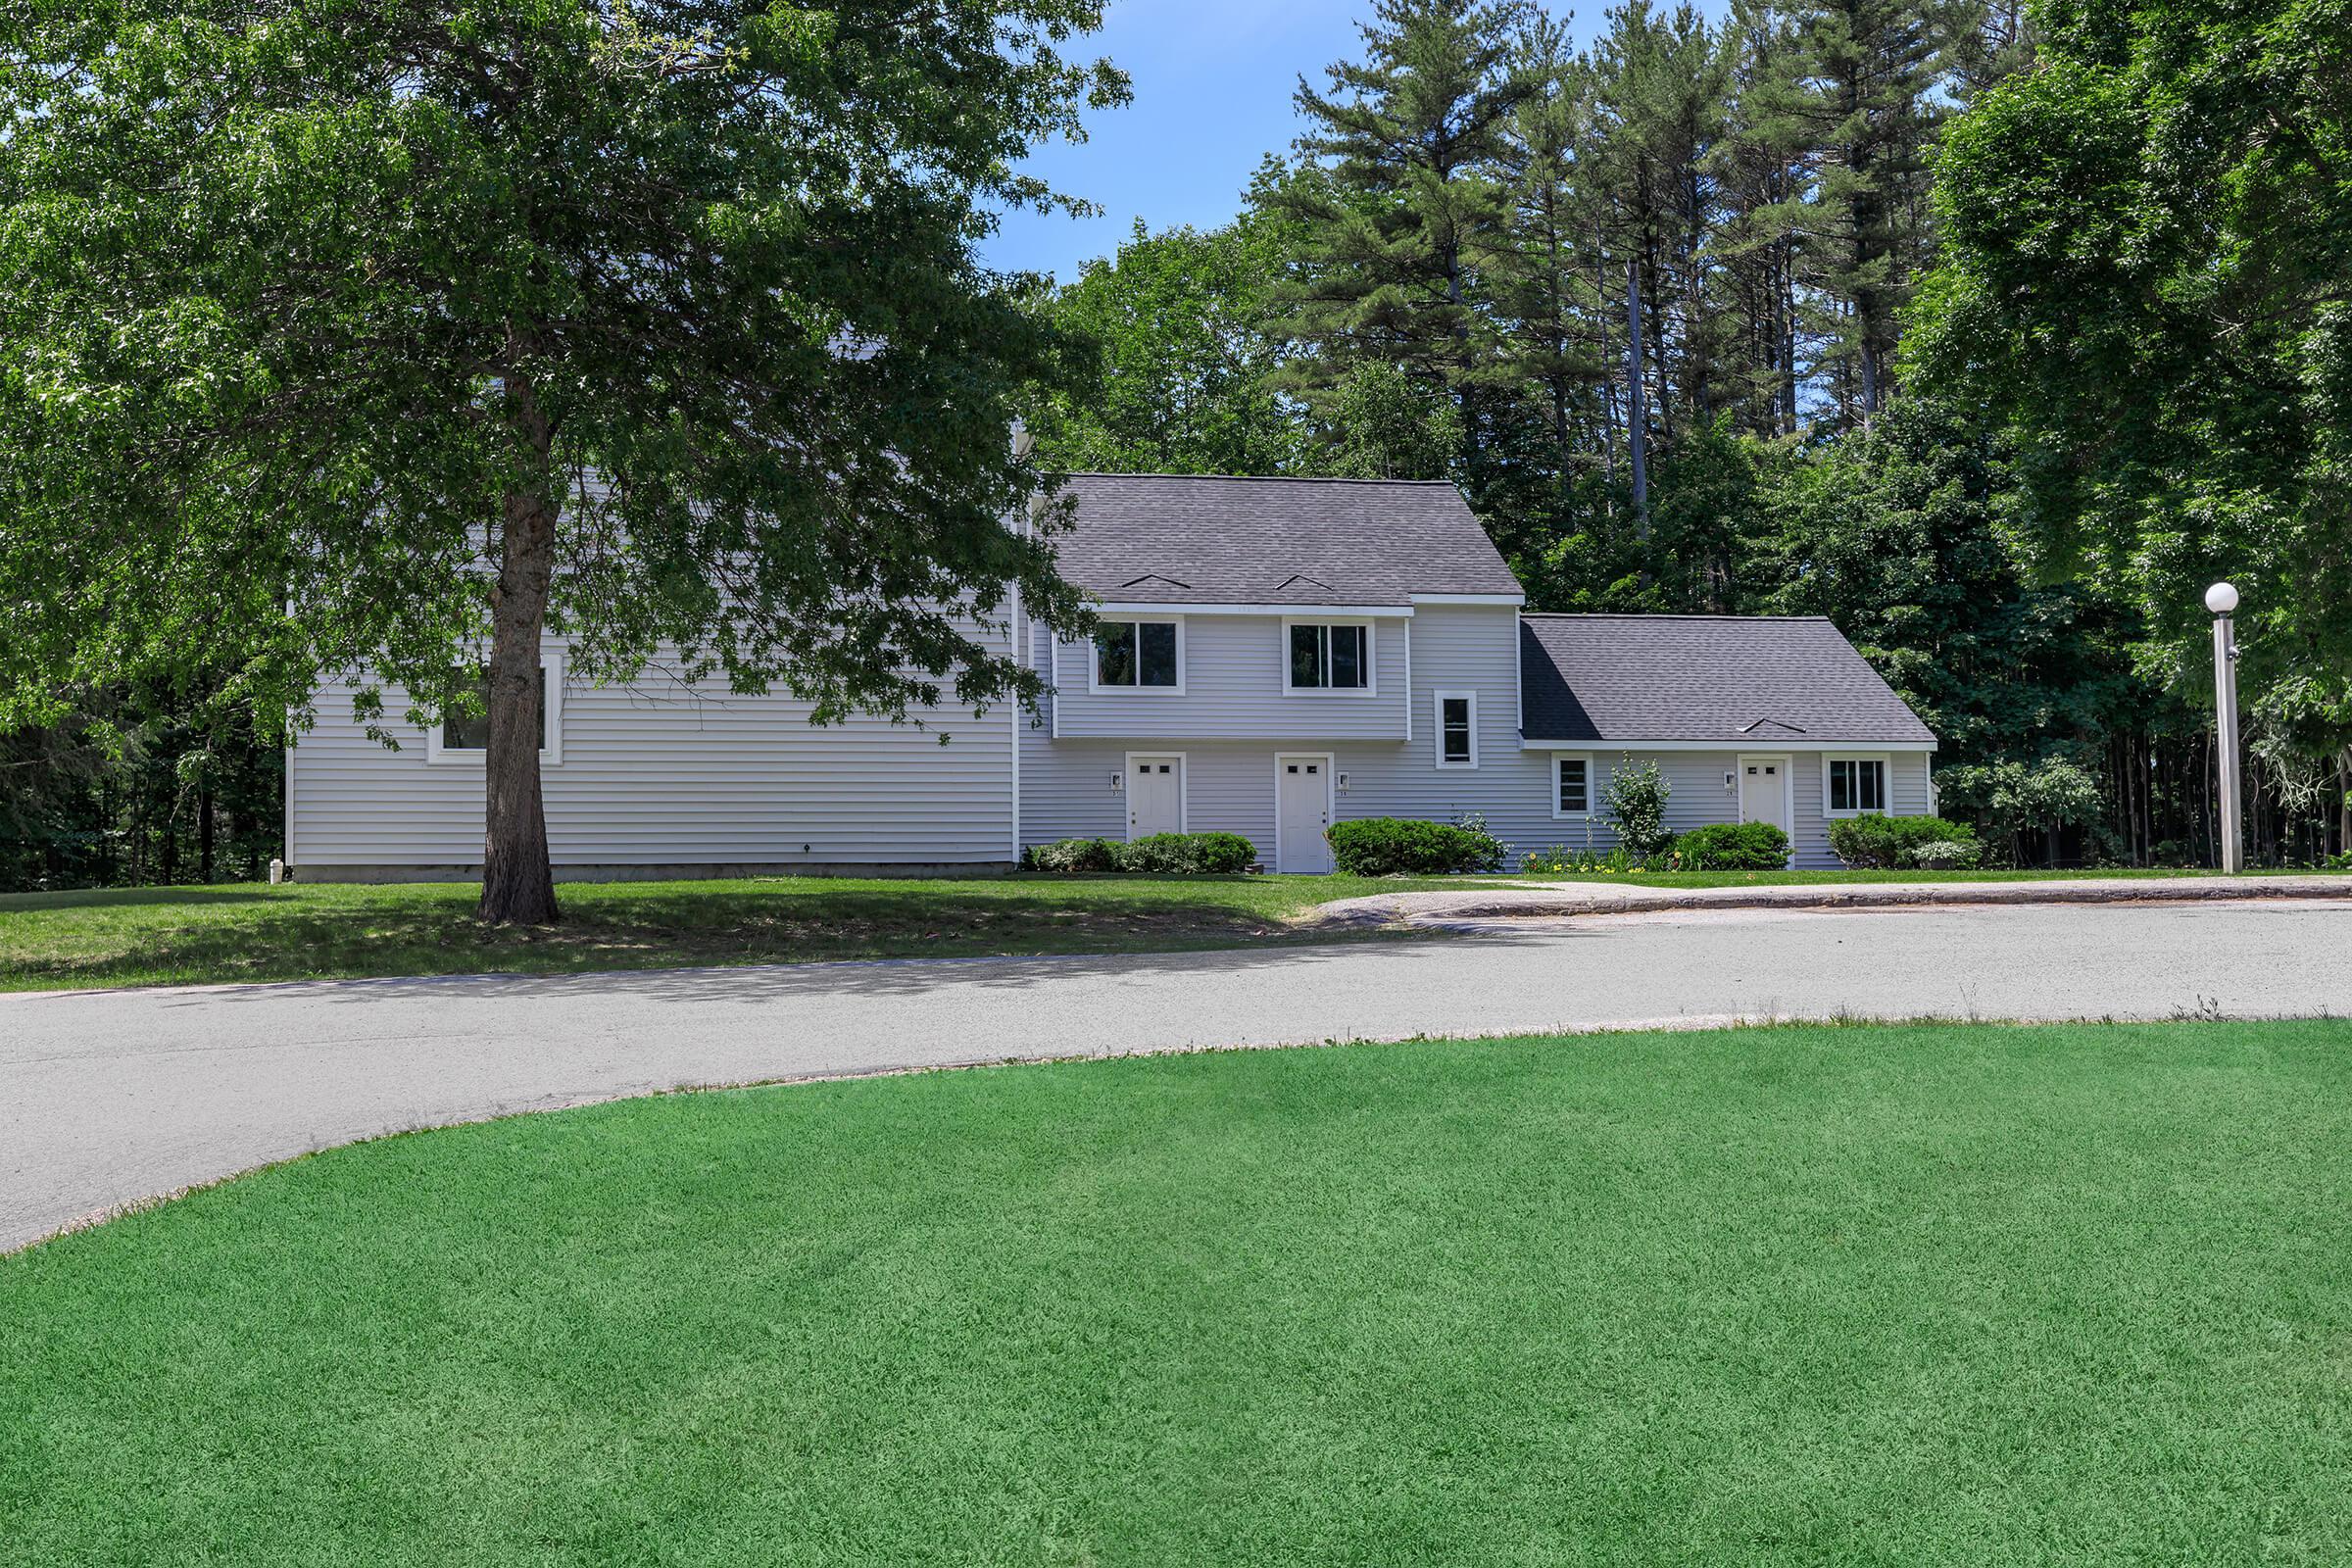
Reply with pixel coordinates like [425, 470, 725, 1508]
[0, 0, 1129, 739]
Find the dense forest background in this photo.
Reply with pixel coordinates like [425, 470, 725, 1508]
[6, 0, 2345, 889]
[1023, 0, 2351, 870]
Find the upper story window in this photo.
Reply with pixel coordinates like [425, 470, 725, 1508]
[1435, 691, 1477, 767]
[427, 653, 563, 765]
[1093, 619, 1182, 692]
[1825, 755, 1888, 815]
[1286, 620, 1372, 694]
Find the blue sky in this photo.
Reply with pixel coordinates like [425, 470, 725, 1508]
[982, 0, 1729, 284]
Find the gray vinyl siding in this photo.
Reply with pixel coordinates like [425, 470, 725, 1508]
[1047, 612, 1409, 740]
[1020, 604, 1934, 869]
[290, 639, 1017, 867]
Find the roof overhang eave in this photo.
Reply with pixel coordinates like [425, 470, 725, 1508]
[1518, 737, 1939, 753]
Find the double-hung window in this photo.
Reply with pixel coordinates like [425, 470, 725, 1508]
[1435, 691, 1477, 767]
[1093, 619, 1182, 691]
[1825, 755, 1888, 815]
[1287, 622, 1372, 692]
[1553, 755, 1592, 816]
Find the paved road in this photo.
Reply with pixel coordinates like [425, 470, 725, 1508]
[6, 900, 2349, 1250]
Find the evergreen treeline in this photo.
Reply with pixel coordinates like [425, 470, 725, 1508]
[1027, 0, 2352, 867]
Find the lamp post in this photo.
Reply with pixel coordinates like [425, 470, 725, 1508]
[2206, 582, 2242, 873]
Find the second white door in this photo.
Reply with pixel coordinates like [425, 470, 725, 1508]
[1128, 755, 1183, 839]
[1276, 756, 1334, 873]
[1739, 757, 1791, 838]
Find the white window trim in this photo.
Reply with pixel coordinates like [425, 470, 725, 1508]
[1550, 751, 1594, 818]
[1086, 616, 1187, 696]
[1434, 690, 1479, 768]
[1822, 752, 1892, 818]
[425, 649, 564, 766]
[1280, 616, 1379, 697]
[1121, 751, 1188, 840]
[1272, 752, 1338, 873]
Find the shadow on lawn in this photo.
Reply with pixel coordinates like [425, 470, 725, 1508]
[148, 921, 1543, 1009]
[13, 880, 1470, 994]
[0, 885, 287, 914]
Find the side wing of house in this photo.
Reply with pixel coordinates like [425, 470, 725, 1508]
[286, 631, 1021, 878]
[1516, 615, 1939, 868]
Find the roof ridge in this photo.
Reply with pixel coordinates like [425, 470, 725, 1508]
[1062, 471, 1458, 487]
[1520, 612, 1834, 622]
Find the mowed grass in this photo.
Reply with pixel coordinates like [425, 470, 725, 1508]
[0, 873, 1482, 992]
[6, 1021, 2349, 1565]
[1545, 865, 2323, 889]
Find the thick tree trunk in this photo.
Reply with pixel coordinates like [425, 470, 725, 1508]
[1626, 256, 1648, 544]
[478, 362, 561, 925]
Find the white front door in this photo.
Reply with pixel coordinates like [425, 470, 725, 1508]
[1276, 755, 1334, 873]
[1739, 757, 1791, 838]
[1127, 755, 1183, 839]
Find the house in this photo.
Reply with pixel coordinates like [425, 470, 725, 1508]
[283, 473, 1936, 877]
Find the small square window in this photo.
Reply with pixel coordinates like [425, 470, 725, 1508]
[441, 666, 546, 751]
[1095, 620, 1180, 689]
[1288, 623, 1371, 691]
[1828, 757, 1888, 814]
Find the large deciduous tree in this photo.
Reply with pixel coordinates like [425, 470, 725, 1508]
[0, 0, 1125, 922]
[1911, 0, 2352, 796]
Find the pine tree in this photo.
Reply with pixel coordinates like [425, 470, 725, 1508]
[1270, 0, 1537, 488]
[1780, 0, 1946, 420]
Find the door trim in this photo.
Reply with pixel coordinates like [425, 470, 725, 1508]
[1272, 751, 1337, 873]
[1122, 751, 1187, 840]
[1737, 753, 1796, 865]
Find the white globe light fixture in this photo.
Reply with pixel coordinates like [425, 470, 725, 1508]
[2207, 582, 2242, 872]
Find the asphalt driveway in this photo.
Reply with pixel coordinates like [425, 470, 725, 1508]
[6, 899, 2349, 1251]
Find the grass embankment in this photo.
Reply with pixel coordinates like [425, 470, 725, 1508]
[0, 873, 1477, 992]
[5, 1020, 2348, 1564]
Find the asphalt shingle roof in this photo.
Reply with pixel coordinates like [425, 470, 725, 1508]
[1050, 474, 1522, 606]
[1520, 614, 1936, 745]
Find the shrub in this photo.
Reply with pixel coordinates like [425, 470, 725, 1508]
[1604, 759, 1674, 859]
[1025, 837, 1123, 873]
[1521, 845, 1670, 875]
[1909, 838, 1983, 870]
[1327, 816, 1506, 876]
[1113, 831, 1256, 874]
[1672, 820, 1790, 870]
[1827, 813, 1980, 869]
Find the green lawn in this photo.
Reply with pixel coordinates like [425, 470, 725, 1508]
[1540, 865, 2318, 889]
[6, 1021, 2348, 1564]
[0, 873, 1483, 992]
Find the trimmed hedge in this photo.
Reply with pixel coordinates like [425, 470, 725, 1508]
[1026, 837, 1122, 873]
[1827, 813, 1981, 869]
[1326, 816, 1507, 876]
[1673, 820, 1790, 870]
[1115, 831, 1256, 874]
[1025, 832, 1258, 875]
